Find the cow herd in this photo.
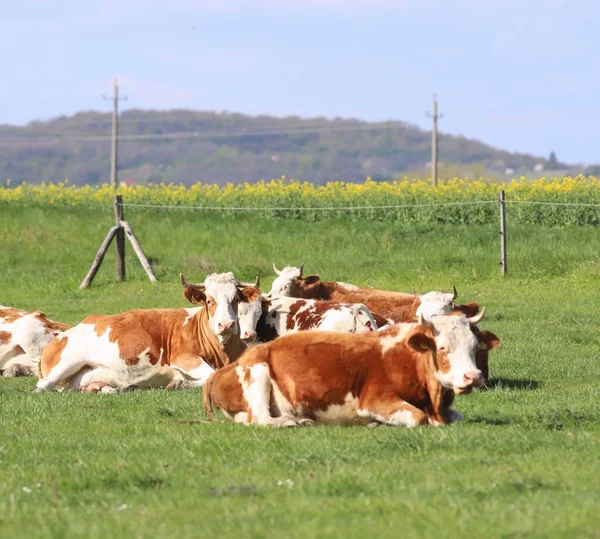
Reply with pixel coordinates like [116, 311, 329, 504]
[0, 264, 500, 428]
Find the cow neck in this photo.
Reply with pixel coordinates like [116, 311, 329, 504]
[191, 306, 242, 369]
[421, 347, 454, 424]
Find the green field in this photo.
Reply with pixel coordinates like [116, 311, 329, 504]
[1, 204, 600, 538]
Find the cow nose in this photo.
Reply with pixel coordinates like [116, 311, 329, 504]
[464, 370, 483, 388]
[218, 320, 235, 333]
[242, 331, 257, 341]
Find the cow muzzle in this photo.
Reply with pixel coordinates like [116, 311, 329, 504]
[241, 330, 258, 343]
[455, 370, 484, 393]
[215, 320, 237, 342]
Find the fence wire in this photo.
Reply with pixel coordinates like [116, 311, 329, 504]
[121, 200, 498, 211]
[120, 199, 600, 212]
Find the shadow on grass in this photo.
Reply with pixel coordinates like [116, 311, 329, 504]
[468, 415, 512, 426]
[483, 377, 540, 391]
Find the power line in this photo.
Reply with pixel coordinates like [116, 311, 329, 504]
[0, 121, 414, 144]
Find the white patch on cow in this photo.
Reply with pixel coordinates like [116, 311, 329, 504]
[203, 272, 243, 342]
[171, 360, 215, 387]
[183, 307, 202, 327]
[416, 291, 455, 321]
[358, 407, 419, 427]
[237, 363, 286, 426]
[335, 282, 359, 291]
[36, 323, 175, 392]
[0, 310, 65, 373]
[379, 323, 415, 354]
[314, 393, 361, 425]
[268, 265, 302, 297]
[269, 378, 296, 420]
[137, 347, 152, 363]
[237, 294, 263, 341]
[427, 315, 481, 391]
[260, 297, 378, 341]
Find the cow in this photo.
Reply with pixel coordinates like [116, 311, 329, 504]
[0, 306, 68, 378]
[203, 309, 499, 427]
[237, 294, 382, 344]
[269, 264, 479, 323]
[35, 272, 260, 393]
[268, 264, 494, 380]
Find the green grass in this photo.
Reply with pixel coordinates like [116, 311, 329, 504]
[1, 204, 600, 538]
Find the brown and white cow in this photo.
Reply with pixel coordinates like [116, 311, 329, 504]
[237, 294, 381, 344]
[268, 264, 479, 323]
[0, 306, 68, 377]
[268, 264, 493, 379]
[36, 272, 260, 393]
[203, 310, 499, 427]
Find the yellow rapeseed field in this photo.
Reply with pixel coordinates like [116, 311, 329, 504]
[2, 175, 599, 225]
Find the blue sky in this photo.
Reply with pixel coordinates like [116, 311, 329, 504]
[2, 0, 599, 164]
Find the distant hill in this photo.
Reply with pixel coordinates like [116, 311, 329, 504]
[0, 109, 579, 186]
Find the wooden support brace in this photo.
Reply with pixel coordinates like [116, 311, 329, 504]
[120, 220, 157, 283]
[79, 226, 119, 289]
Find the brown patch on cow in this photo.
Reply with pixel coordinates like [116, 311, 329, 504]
[39, 336, 69, 378]
[473, 330, 500, 381]
[290, 300, 344, 331]
[0, 308, 24, 324]
[0, 331, 11, 345]
[454, 302, 480, 318]
[203, 363, 249, 420]
[34, 312, 69, 332]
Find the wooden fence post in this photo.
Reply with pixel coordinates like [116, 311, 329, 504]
[114, 194, 125, 281]
[499, 190, 507, 275]
[80, 194, 156, 289]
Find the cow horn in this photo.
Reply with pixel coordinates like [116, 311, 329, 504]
[299, 263, 304, 277]
[273, 263, 282, 276]
[467, 306, 486, 325]
[238, 276, 260, 288]
[418, 312, 433, 329]
[452, 284, 458, 300]
[180, 273, 204, 289]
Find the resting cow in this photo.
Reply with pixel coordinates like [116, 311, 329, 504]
[203, 310, 499, 427]
[237, 294, 381, 344]
[36, 273, 259, 393]
[0, 306, 68, 377]
[269, 264, 479, 323]
[268, 264, 494, 380]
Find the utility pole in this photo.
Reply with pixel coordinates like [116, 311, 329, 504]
[426, 95, 443, 186]
[103, 79, 127, 189]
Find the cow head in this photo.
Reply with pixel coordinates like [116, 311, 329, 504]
[409, 309, 499, 393]
[180, 272, 260, 343]
[415, 286, 458, 321]
[236, 277, 264, 343]
[269, 263, 304, 297]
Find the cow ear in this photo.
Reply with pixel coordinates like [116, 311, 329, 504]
[456, 302, 480, 318]
[408, 333, 436, 353]
[476, 330, 500, 350]
[183, 286, 206, 305]
[302, 275, 320, 286]
[238, 286, 261, 303]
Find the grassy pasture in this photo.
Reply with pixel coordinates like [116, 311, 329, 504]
[1, 203, 600, 538]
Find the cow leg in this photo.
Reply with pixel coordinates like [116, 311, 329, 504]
[36, 356, 90, 392]
[168, 361, 216, 390]
[2, 363, 36, 378]
[358, 395, 428, 427]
